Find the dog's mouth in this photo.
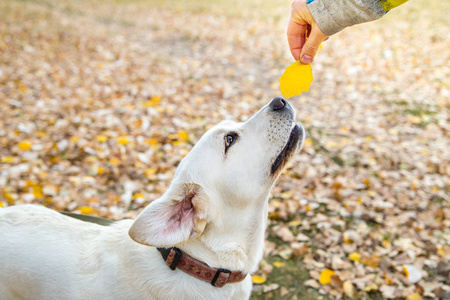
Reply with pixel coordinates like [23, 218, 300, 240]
[270, 123, 303, 175]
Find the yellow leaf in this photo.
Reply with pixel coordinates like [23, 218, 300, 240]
[268, 211, 279, 220]
[349, 252, 361, 262]
[18, 141, 32, 151]
[177, 132, 189, 140]
[19, 83, 27, 93]
[36, 130, 46, 137]
[142, 96, 161, 107]
[271, 200, 282, 208]
[97, 135, 108, 143]
[146, 138, 159, 145]
[1, 156, 15, 163]
[288, 220, 301, 227]
[251, 275, 267, 284]
[362, 284, 378, 292]
[145, 168, 158, 179]
[319, 269, 335, 285]
[343, 235, 353, 244]
[109, 157, 121, 166]
[343, 281, 355, 297]
[3, 192, 14, 202]
[273, 261, 285, 268]
[132, 193, 145, 200]
[25, 180, 35, 188]
[279, 62, 313, 98]
[32, 185, 44, 198]
[361, 255, 380, 268]
[0, 202, 4, 207]
[117, 137, 129, 145]
[79, 206, 94, 215]
[406, 293, 422, 300]
[437, 246, 450, 258]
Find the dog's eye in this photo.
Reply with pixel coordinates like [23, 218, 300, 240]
[226, 135, 234, 146]
[224, 133, 238, 153]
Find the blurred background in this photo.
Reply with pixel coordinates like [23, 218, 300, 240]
[0, 0, 449, 299]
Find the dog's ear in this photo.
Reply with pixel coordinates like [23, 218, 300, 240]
[129, 183, 209, 247]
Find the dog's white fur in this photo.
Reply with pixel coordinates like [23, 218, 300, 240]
[0, 99, 304, 300]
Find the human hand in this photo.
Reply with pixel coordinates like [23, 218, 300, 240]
[287, 0, 328, 64]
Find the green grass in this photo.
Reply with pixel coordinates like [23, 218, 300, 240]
[251, 256, 327, 300]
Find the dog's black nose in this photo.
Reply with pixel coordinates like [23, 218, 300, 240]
[270, 96, 287, 111]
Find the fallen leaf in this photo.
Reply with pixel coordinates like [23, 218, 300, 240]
[251, 275, 267, 285]
[277, 226, 295, 242]
[349, 252, 361, 262]
[304, 279, 320, 289]
[3, 193, 14, 202]
[18, 141, 32, 151]
[79, 206, 94, 215]
[280, 286, 289, 296]
[406, 293, 422, 300]
[132, 193, 145, 200]
[142, 96, 161, 107]
[361, 255, 380, 268]
[177, 132, 189, 140]
[263, 283, 279, 292]
[32, 185, 44, 198]
[97, 135, 108, 143]
[1, 156, 15, 163]
[362, 284, 378, 292]
[117, 137, 129, 145]
[330, 274, 343, 289]
[343, 230, 361, 245]
[319, 269, 335, 285]
[272, 261, 285, 268]
[403, 264, 422, 284]
[343, 281, 355, 297]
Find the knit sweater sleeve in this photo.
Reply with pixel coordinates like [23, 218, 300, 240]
[307, 0, 409, 36]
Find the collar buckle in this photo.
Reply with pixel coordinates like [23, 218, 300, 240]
[158, 247, 182, 270]
[210, 268, 232, 287]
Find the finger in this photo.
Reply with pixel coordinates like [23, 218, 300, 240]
[287, 18, 307, 61]
[299, 25, 328, 64]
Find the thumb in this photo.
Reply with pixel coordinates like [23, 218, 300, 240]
[299, 25, 328, 64]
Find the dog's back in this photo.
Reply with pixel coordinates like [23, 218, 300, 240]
[0, 205, 106, 299]
[0, 205, 248, 300]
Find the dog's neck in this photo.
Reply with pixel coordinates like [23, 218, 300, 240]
[177, 197, 269, 274]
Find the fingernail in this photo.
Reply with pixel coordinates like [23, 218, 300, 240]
[301, 55, 312, 64]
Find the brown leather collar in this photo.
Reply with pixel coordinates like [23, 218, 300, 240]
[157, 247, 247, 288]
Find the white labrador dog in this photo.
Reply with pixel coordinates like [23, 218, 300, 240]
[0, 97, 305, 300]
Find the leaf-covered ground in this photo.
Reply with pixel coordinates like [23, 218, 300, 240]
[0, 0, 449, 299]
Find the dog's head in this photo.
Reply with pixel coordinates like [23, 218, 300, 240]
[129, 97, 305, 247]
